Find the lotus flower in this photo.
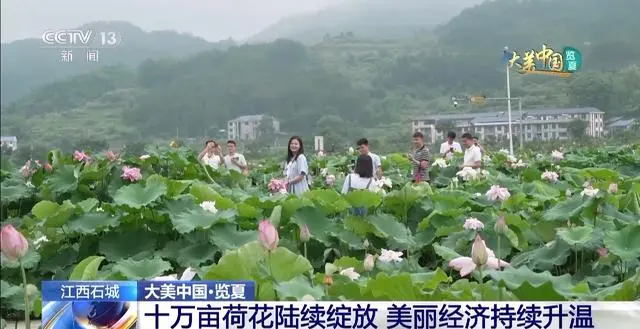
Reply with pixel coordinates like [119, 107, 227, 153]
[339, 267, 360, 281]
[0, 224, 29, 261]
[20, 160, 32, 177]
[267, 178, 288, 194]
[258, 220, 279, 251]
[348, 147, 355, 154]
[456, 167, 486, 181]
[471, 235, 488, 266]
[320, 168, 328, 177]
[541, 170, 559, 183]
[326, 174, 336, 186]
[378, 249, 403, 263]
[581, 186, 599, 198]
[486, 185, 510, 202]
[139, 154, 151, 160]
[44, 163, 53, 173]
[317, 150, 325, 157]
[597, 247, 608, 258]
[323, 275, 333, 286]
[300, 224, 311, 242]
[106, 150, 118, 162]
[608, 183, 618, 194]
[153, 267, 197, 281]
[121, 166, 142, 182]
[73, 150, 91, 163]
[463, 217, 484, 231]
[448, 235, 509, 277]
[200, 201, 218, 214]
[363, 254, 375, 271]
[433, 158, 448, 168]
[551, 150, 564, 161]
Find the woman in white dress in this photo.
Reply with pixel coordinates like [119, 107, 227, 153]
[198, 140, 223, 169]
[284, 136, 310, 196]
[342, 155, 378, 194]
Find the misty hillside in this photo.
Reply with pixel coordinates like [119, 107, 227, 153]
[249, 0, 484, 43]
[0, 21, 229, 104]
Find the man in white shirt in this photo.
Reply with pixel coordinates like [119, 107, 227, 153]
[224, 140, 249, 175]
[461, 133, 482, 169]
[356, 138, 382, 178]
[439, 131, 462, 160]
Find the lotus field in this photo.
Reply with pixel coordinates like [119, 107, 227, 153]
[1, 144, 639, 321]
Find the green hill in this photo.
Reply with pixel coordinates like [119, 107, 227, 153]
[0, 21, 230, 105]
[249, 0, 484, 44]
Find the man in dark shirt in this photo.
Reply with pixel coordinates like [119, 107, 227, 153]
[408, 131, 431, 183]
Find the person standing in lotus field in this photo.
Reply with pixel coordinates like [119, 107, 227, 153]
[356, 138, 382, 178]
[440, 131, 462, 160]
[224, 140, 249, 175]
[408, 131, 431, 183]
[284, 136, 310, 196]
[198, 140, 224, 169]
[461, 133, 482, 169]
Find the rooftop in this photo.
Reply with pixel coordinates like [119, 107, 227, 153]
[413, 107, 604, 121]
[229, 114, 268, 122]
[0, 136, 17, 141]
[609, 118, 636, 127]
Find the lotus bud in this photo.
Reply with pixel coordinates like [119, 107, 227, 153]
[44, 163, 53, 173]
[363, 239, 370, 249]
[608, 183, 618, 194]
[0, 224, 29, 261]
[494, 215, 508, 235]
[363, 254, 375, 272]
[471, 235, 488, 266]
[258, 220, 279, 252]
[300, 224, 311, 243]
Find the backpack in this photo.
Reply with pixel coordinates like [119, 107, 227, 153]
[347, 175, 373, 216]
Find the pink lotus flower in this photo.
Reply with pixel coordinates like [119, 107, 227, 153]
[448, 235, 509, 277]
[463, 217, 484, 231]
[608, 183, 618, 194]
[300, 224, 311, 242]
[121, 166, 142, 182]
[326, 174, 336, 186]
[0, 224, 29, 261]
[267, 179, 287, 194]
[106, 150, 118, 162]
[541, 170, 559, 183]
[44, 163, 53, 173]
[73, 150, 91, 163]
[597, 247, 608, 258]
[258, 220, 279, 251]
[486, 185, 510, 202]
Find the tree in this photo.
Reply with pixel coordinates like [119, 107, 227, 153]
[567, 119, 588, 139]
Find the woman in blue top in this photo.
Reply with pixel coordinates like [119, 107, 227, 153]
[284, 136, 310, 196]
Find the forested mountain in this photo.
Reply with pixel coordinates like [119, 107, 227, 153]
[2, 0, 639, 153]
[0, 21, 228, 104]
[249, 0, 484, 43]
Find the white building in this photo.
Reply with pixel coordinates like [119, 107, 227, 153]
[411, 107, 604, 144]
[227, 115, 280, 141]
[0, 136, 18, 150]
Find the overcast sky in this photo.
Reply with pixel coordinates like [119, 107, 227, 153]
[0, 0, 345, 42]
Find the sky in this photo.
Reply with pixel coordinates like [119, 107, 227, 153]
[0, 0, 346, 42]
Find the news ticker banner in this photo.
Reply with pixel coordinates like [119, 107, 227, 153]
[41, 281, 639, 329]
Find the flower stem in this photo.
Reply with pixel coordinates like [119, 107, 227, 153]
[497, 236, 503, 302]
[268, 252, 279, 301]
[303, 242, 308, 260]
[19, 261, 30, 329]
[478, 267, 484, 301]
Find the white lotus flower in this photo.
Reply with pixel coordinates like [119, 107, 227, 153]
[541, 170, 559, 183]
[433, 158, 448, 168]
[473, 192, 482, 198]
[486, 185, 511, 202]
[456, 167, 479, 181]
[581, 186, 599, 198]
[378, 249, 403, 263]
[339, 267, 360, 281]
[510, 159, 527, 168]
[565, 189, 572, 197]
[608, 183, 618, 194]
[348, 147, 355, 154]
[376, 176, 392, 189]
[139, 154, 151, 160]
[551, 150, 564, 161]
[96, 207, 104, 212]
[320, 168, 328, 177]
[507, 154, 518, 163]
[463, 217, 484, 231]
[499, 149, 510, 154]
[317, 150, 325, 157]
[200, 201, 218, 214]
[153, 267, 197, 281]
